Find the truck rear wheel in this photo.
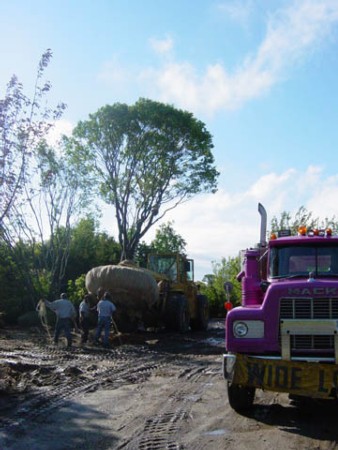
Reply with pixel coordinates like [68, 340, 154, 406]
[227, 381, 255, 412]
[165, 294, 190, 333]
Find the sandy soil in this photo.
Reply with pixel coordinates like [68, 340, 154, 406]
[1, 320, 338, 449]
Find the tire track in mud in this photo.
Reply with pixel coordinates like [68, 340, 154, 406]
[0, 323, 225, 449]
[0, 345, 172, 440]
[117, 363, 220, 450]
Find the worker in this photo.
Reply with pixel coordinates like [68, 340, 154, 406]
[79, 294, 92, 344]
[94, 291, 116, 348]
[43, 293, 77, 348]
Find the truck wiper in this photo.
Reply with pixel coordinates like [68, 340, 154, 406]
[318, 273, 338, 277]
[270, 274, 307, 280]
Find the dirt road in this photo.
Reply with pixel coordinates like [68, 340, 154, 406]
[1, 319, 338, 449]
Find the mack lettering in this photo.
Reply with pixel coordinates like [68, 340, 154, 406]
[288, 287, 338, 296]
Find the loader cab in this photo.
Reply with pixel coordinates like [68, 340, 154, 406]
[147, 253, 194, 283]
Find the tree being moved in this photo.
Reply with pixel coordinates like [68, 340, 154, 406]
[68, 98, 219, 261]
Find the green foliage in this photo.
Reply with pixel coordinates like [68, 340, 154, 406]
[65, 217, 120, 281]
[135, 221, 186, 266]
[67, 274, 87, 307]
[70, 98, 219, 260]
[270, 206, 338, 235]
[201, 256, 241, 317]
[151, 221, 187, 254]
[135, 241, 155, 268]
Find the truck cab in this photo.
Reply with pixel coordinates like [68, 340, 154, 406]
[223, 204, 338, 411]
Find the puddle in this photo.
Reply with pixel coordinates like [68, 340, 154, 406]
[203, 337, 224, 346]
[203, 428, 228, 436]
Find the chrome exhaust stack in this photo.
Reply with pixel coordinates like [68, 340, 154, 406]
[258, 203, 267, 247]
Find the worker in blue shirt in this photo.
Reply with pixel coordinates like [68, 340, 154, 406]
[44, 293, 77, 348]
[94, 291, 116, 348]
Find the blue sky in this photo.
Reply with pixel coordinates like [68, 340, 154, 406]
[2, 0, 338, 280]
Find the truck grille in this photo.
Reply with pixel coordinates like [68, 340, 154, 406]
[280, 297, 338, 352]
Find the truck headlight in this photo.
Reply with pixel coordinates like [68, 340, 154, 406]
[233, 320, 264, 338]
[233, 322, 248, 337]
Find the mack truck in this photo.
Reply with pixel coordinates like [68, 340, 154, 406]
[223, 203, 338, 412]
[86, 252, 209, 333]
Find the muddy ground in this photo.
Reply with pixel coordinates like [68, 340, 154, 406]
[1, 319, 338, 449]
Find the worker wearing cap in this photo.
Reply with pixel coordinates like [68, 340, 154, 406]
[43, 293, 77, 348]
[94, 291, 116, 348]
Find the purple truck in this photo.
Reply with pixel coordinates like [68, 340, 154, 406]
[223, 203, 338, 411]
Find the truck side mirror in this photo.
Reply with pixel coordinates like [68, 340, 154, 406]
[260, 281, 270, 292]
[223, 282, 233, 293]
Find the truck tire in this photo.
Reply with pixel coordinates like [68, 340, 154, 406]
[227, 381, 255, 412]
[165, 294, 190, 333]
[190, 295, 209, 331]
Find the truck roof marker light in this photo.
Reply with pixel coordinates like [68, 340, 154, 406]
[313, 229, 319, 236]
[278, 229, 291, 237]
[270, 232, 277, 240]
[326, 228, 332, 237]
[298, 226, 307, 236]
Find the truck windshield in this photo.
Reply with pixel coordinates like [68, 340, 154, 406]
[269, 245, 338, 279]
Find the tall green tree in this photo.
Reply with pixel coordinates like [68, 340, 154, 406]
[69, 98, 219, 260]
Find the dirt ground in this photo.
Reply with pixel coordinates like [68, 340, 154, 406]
[1, 319, 338, 449]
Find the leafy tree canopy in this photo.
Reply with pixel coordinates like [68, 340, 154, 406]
[69, 98, 219, 260]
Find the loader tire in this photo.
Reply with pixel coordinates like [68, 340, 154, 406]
[165, 294, 190, 333]
[115, 311, 138, 333]
[190, 295, 209, 331]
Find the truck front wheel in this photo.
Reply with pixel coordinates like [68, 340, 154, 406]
[227, 381, 255, 412]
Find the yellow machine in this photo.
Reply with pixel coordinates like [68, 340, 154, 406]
[146, 253, 209, 332]
[86, 253, 209, 333]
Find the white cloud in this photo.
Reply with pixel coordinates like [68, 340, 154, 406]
[46, 119, 73, 146]
[216, 0, 254, 26]
[97, 164, 338, 280]
[139, 0, 338, 115]
[97, 56, 130, 86]
[97, 1, 338, 114]
[149, 35, 174, 55]
[140, 165, 338, 280]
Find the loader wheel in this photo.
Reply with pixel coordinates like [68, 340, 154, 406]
[190, 295, 209, 331]
[227, 381, 255, 412]
[165, 294, 190, 333]
[115, 311, 138, 333]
